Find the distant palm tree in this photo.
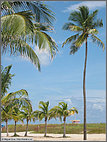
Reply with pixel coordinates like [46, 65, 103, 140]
[1, 1, 58, 70]
[62, 6, 105, 140]
[20, 100, 35, 136]
[1, 89, 29, 136]
[11, 91, 31, 136]
[1, 105, 12, 136]
[49, 102, 78, 137]
[34, 101, 50, 137]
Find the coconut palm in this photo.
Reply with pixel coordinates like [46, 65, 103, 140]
[49, 102, 78, 137]
[12, 107, 21, 136]
[62, 6, 105, 140]
[10, 91, 30, 136]
[1, 1, 58, 70]
[1, 105, 12, 136]
[34, 101, 50, 137]
[1, 89, 29, 136]
[20, 101, 35, 136]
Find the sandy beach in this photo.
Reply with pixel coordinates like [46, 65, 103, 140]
[1, 132, 106, 141]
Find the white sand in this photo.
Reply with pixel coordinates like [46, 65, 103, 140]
[1, 132, 106, 141]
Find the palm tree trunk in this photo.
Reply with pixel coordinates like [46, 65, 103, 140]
[63, 117, 66, 137]
[44, 117, 47, 137]
[6, 119, 8, 136]
[83, 38, 88, 140]
[25, 119, 29, 136]
[14, 121, 17, 136]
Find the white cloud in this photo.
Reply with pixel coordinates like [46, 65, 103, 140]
[87, 98, 105, 103]
[93, 104, 104, 111]
[34, 46, 52, 66]
[2, 45, 52, 66]
[64, 98, 72, 104]
[63, 1, 106, 12]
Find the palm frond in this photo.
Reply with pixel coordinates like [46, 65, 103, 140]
[34, 23, 54, 31]
[73, 32, 87, 47]
[88, 29, 98, 35]
[78, 6, 89, 22]
[91, 34, 105, 50]
[1, 65, 15, 98]
[68, 11, 83, 26]
[1, 1, 12, 10]
[1, 11, 34, 37]
[63, 22, 83, 32]
[17, 40, 40, 71]
[92, 19, 103, 28]
[62, 34, 79, 48]
[69, 107, 78, 114]
[69, 25, 83, 32]
[35, 30, 58, 59]
[83, 10, 98, 27]
[1, 1, 55, 25]
[70, 44, 80, 55]
[2, 89, 28, 105]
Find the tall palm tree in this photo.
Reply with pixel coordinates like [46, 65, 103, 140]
[49, 102, 78, 137]
[1, 1, 58, 70]
[62, 6, 105, 140]
[34, 101, 50, 137]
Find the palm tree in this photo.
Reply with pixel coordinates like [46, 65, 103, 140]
[20, 101, 35, 136]
[49, 102, 78, 137]
[1, 1, 58, 70]
[34, 101, 50, 137]
[62, 6, 105, 140]
[1, 105, 12, 136]
[10, 90, 30, 136]
[1, 89, 29, 136]
[12, 107, 22, 136]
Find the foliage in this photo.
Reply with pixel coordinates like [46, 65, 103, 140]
[34, 101, 50, 121]
[62, 6, 105, 53]
[49, 102, 78, 121]
[1, 65, 15, 98]
[2, 123, 106, 134]
[1, 1, 58, 70]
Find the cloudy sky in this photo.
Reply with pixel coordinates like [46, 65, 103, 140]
[2, 1, 106, 124]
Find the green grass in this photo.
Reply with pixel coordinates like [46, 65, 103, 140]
[2, 123, 106, 134]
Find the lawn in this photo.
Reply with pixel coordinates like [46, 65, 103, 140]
[2, 123, 106, 134]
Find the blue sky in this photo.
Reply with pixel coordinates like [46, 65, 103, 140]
[2, 1, 106, 124]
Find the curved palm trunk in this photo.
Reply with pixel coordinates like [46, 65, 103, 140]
[63, 117, 66, 137]
[6, 119, 8, 136]
[25, 118, 29, 136]
[44, 117, 47, 137]
[83, 38, 88, 140]
[14, 121, 17, 136]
